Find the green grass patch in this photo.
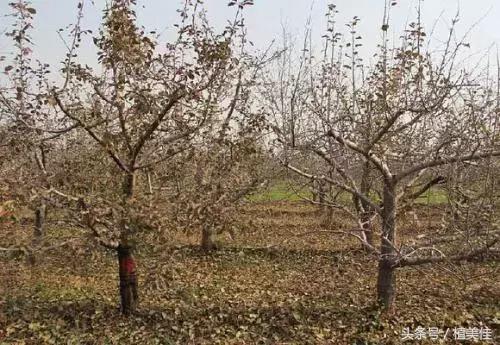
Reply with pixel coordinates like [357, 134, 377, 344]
[249, 182, 448, 206]
[415, 188, 448, 205]
[247, 182, 313, 202]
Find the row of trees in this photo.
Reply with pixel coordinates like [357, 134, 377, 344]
[1, 0, 498, 314]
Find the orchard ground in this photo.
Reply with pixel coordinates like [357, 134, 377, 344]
[1, 193, 498, 344]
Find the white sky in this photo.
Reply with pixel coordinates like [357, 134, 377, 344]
[1, 1, 500, 73]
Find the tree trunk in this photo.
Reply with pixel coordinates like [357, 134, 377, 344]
[122, 172, 136, 199]
[147, 171, 153, 220]
[118, 171, 138, 315]
[376, 179, 397, 310]
[33, 203, 46, 242]
[201, 225, 217, 251]
[311, 180, 318, 202]
[33, 145, 48, 245]
[360, 161, 374, 249]
[117, 244, 138, 315]
[28, 203, 47, 265]
[318, 181, 326, 211]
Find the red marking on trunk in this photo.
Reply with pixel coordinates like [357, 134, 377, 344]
[120, 257, 136, 274]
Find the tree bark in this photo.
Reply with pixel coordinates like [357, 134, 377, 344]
[376, 179, 397, 310]
[311, 180, 318, 202]
[360, 161, 374, 249]
[28, 203, 47, 265]
[122, 172, 136, 199]
[118, 171, 138, 315]
[117, 244, 138, 315]
[33, 203, 46, 242]
[201, 225, 217, 251]
[360, 211, 374, 249]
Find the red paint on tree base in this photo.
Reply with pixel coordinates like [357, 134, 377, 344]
[117, 246, 138, 315]
[120, 257, 136, 274]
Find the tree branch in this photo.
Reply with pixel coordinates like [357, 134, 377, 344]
[397, 151, 500, 181]
[285, 162, 382, 214]
[52, 91, 131, 173]
[397, 237, 499, 267]
[131, 88, 185, 163]
[327, 129, 393, 179]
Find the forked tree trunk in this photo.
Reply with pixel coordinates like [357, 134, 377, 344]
[376, 179, 397, 310]
[201, 225, 217, 251]
[117, 244, 138, 315]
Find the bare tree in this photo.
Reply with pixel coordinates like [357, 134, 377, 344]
[38, 0, 253, 315]
[264, 2, 500, 310]
[169, 46, 271, 251]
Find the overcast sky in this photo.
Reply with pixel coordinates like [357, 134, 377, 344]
[1, 0, 500, 72]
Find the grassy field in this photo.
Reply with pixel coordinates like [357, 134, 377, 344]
[1, 201, 498, 344]
[248, 182, 449, 206]
[414, 189, 448, 205]
[246, 182, 313, 202]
